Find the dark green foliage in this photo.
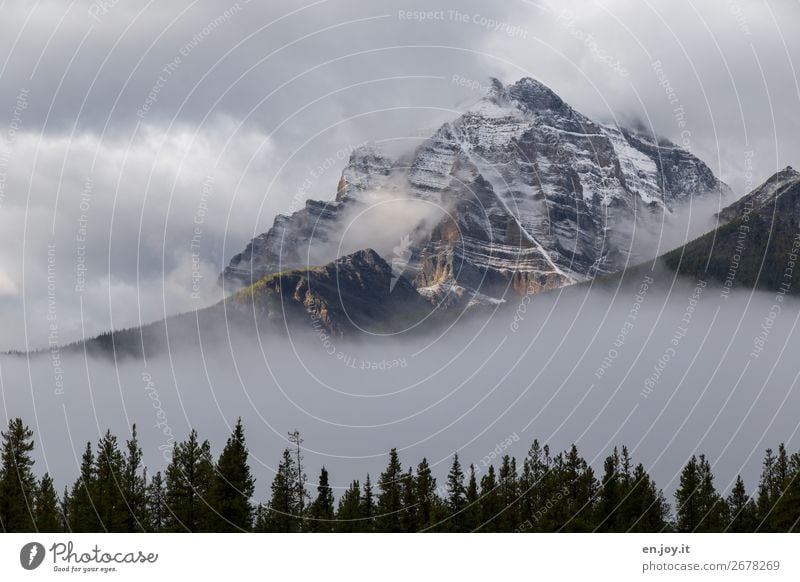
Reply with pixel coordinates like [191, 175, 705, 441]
[0, 418, 37, 532]
[121, 426, 149, 532]
[675, 455, 727, 532]
[164, 430, 214, 532]
[727, 475, 757, 532]
[360, 474, 375, 531]
[66, 442, 101, 532]
[445, 453, 467, 531]
[265, 449, 300, 532]
[207, 419, 255, 532]
[5, 416, 800, 533]
[34, 473, 62, 532]
[376, 449, 404, 532]
[414, 458, 437, 530]
[308, 466, 335, 532]
[335, 479, 363, 532]
[147, 471, 167, 532]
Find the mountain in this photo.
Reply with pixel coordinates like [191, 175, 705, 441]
[56, 249, 438, 359]
[227, 248, 435, 336]
[662, 166, 800, 294]
[222, 77, 730, 305]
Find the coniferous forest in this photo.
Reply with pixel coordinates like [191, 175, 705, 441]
[1, 417, 799, 533]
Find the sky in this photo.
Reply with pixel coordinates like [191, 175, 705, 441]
[0, 0, 798, 350]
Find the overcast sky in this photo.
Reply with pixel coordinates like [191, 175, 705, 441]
[0, 0, 798, 349]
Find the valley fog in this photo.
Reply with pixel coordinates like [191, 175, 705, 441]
[3, 273, 799, 502]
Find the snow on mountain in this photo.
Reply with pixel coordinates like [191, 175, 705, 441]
[222, 77, 731, 306]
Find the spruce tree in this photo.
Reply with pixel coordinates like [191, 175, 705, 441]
[497, 455, 519, 531]
[266, 449, 299, 532]
[308, 466, 335, 532]
[478, 465, 500, 531]
[147, 471, 167, 532]
[464, 464, 479, 531]
[598, 448, 623, 531]
[34, 473, 63, 532]
[335, 479, 362, 532]
[67, 442, 101, 532]
[772, 452, 800, 532]
[121, 426, 149, 532]
[727, 475, 757, 532]
[625, 464, 670, 532]
[208, 419, 255, 531]
[558, 445, 598, 532]
[756, 448, 778, 530]
[675, 455, 701, 532]
[520, 440, 550, 531]
[376, 449, 404, 532]
[445, 453, 466, 531]
[414, 458, 437, 529]
[401, 467, 417, 532]
[93, 430, 127, 531]
[360, 474, 375, 532]
[164, 430, 214, 532]
[697, 455, 727, 531]
[0, 418, 37, 532]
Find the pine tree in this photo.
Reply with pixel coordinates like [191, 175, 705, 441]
[559, 445, 598, 532]
[401, 468, 417, 532]
[464, 464, 480, 531]
[675, 454, 726, 532]
[625, 464, 670, 532]
[335, 479, 362, 532]
[0, 418, 37, 532]
[772, 452, 800, 532]
[497, 455, 519, 531]
[67, 442, 101, 532]
[93, 430, 127, 531]
[445, 453, 466, 531]
[757, 448, 778, 530]
[121, 426, 149, 532]
[34, 473, 63, 532]
[266, 449, 299, 532]
[164, 430, 214, 532]
[598, 448, 623, 531]
[727, 475, 757, 532]
[376, 449, 404, 532]
[479, 465, 500, 531]
[520, 440, 551, 531]
[675, 455, 701, 532]
[147, 471, 167, 532]
[697, 455, 727, 531]
[360, 474, 375, 532]
[208, 419, 255, 531]
[414, 458, 437, 530]
[308, 466, 335, 532]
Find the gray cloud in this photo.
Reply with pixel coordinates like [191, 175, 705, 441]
[0, 0, 798, 351]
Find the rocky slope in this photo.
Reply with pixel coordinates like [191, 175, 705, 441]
[226, 77, 730, 306]
[662, 167, 800, 294]
[227, 248, 435, 336]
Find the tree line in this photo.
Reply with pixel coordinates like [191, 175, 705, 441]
[1, 417, 798, 533]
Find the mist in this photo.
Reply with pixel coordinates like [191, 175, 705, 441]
[3, 274, 799, 503]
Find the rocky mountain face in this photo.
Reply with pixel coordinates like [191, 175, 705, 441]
[227, 249, 435, 336]
[223, 77, 730, 307]
[663, 166, 800, 294]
